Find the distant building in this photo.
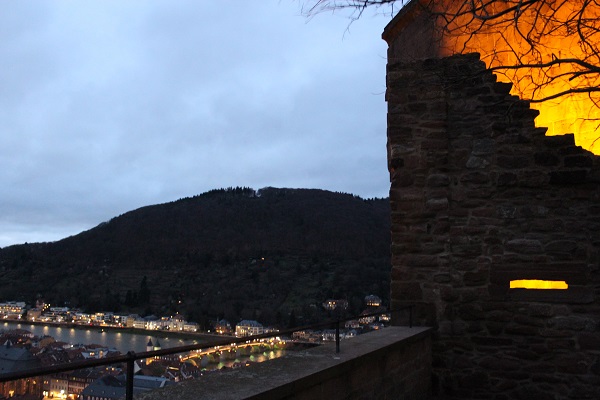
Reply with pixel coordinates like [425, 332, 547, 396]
[183, 322, 199, 332]
[291, 330, 311, 341]
[235, 320, 264, 337]
[126, 314, 140, 328]
[66, 368, 104, 398]
[0, 301, 26, 319]
[49, 306, 69, 313]
[292, 330, 322, 343]
[344, 320, 360, 329]
[132, 319, 147, 329]
[215, 319, 232, 335]
[322, 329, 337, 342]
[113, 314, 129, 326]
[346, 329, 358, 338]
[0, 341, 42, 398]
[75, 312, 92, 324]
[364, 295, 381, 307]
[379, 313, 391, 322]
[322, 299, 348, 311]
[79, 374, 170, 400]
[26, 309, 41, 322]
[48, 374, 69, 399]
[169, 314, 185, 331]
[358, 310, 376, 325]
[0, 341, 40, 372]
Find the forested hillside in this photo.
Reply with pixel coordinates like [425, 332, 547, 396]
[0, 187, 391, 327]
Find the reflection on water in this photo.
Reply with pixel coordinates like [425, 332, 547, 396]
[200, 349, 285, 372]
[1, 322, 198, 353]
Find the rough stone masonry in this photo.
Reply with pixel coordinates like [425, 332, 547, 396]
[384, 51, 600, 399]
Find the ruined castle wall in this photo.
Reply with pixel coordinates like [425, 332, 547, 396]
[386, 53, 600, 399]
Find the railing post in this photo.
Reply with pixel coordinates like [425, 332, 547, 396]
[126, 351, 135, 400]
[335, 319, 340, 354]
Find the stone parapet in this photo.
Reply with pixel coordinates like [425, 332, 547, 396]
[135, 327, 432, 400]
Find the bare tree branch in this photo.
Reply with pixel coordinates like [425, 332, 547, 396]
[303, 0, 600, 151]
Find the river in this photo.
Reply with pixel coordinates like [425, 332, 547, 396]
[1, 322, 199, 353]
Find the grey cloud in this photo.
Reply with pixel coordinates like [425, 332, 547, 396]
[0, 1, 391, 247]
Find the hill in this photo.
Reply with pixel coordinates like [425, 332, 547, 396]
[0, 187, 391, 327]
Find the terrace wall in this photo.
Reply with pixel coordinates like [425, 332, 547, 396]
[135, 327, 432, 400]
[386, 53, 600, 399]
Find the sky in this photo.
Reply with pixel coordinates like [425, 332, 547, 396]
[0, 1, 395, 248]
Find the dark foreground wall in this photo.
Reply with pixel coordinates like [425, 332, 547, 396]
[386, 53, 600, 399]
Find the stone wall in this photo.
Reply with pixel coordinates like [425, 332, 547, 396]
[134, 327, 432, 400]
[386, 53, 600, 399]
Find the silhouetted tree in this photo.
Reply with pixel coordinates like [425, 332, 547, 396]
[139, 276, 151, 304]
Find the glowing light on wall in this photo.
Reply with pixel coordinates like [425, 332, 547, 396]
[433, 0, 600, 154]
[510, 280, 568, 290]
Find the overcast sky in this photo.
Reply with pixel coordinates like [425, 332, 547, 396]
[0, 1, 395, 247]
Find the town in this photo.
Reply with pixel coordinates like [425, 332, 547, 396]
[0, 295, 389, 399]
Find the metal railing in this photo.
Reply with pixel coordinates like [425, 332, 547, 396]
[0, 306, 414, 400]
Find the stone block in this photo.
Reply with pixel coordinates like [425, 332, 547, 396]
[458, 303, 485, 320]
[551, 316, 597, 331]
[496, 205, 516, 218]
[471, 207, 496, 218]
[543, 134, 576, 147]
[577, 333, 600, 350]
[534, 152, 560, 166]
[539, 329, 573, 338]
[505, 324, 539, 336]
[478, 356, 522, 371]
[426, 198, 449, 211]
[397, 254, 441, 268]
[527, 304, 554, 317]
[472, 138, 496, 155]
[514, 384, 558, 400]
[505, 349, 540, 361]
[564, 155, 594, 168]
[549, 170, 588, 185]
[433, 273, 452, 283]
[471, 336, 514, 347]
[390, 281, 423, 301]
[514, 314, 545, 327]
[547, 339, 575, 350]
[519, 205, 549, 217]
[517, 170, 548, 187]
[505, 239, 543, 254]
[460, 171, 491, 184]
[439, 287, 459, 303]
[463, 270, 489, 286]
[509, 287, 594, 304]
[466, 156, 490, 169]
[487, 310, 513, 322]
[497, 155, 531, 169]
[426, 174, 450, 187]
[554, 353, 589, 374]
[457, 371, 489, 389]
[545, 240, 578, 254]
[451, 244, 483, 257]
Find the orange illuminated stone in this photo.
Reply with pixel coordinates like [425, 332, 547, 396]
[429, 0, 600, 154]
[510, 280, 568, 290]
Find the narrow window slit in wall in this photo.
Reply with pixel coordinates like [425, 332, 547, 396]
[510, 280, 568, 290]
